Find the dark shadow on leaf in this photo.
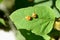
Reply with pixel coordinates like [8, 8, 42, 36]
[19, 29, 44, 40]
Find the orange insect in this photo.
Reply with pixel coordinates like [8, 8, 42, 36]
[25, 16, 32, 21]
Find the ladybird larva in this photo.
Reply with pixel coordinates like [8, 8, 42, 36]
[25, 16, 32, 21]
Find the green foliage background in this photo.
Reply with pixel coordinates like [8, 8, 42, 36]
[0, 0, 60, 40]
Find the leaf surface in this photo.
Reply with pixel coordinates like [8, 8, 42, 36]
[10, 6, 55, 35]
[0, 0, 3, 3]
[0, 18, 5, 26]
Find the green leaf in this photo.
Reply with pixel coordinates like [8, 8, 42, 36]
[10, 6, 55, 35]
[34, 0, 52, 7]
[31, 6, 55, 35]
[34, 0, 50, 3]
[56, 0, 60, 10]
[34, 0, 44, 3]
[0, 18, 5, 26]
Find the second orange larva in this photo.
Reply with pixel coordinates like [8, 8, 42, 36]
[32, 13, 37, 18]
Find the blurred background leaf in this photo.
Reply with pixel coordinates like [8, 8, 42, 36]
[56, 0, 60, 10]
[16, 29, 44, 40]
[0, 0, 3, 3]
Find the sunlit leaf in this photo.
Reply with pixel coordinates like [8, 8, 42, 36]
[53, 8, 60, 18]
[31, 6, 55, 35]
[34, 0, 52, 7]
[56, 0, 60, 10]
[10, 6, 55, 36]
[34, 0, 44, 3]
